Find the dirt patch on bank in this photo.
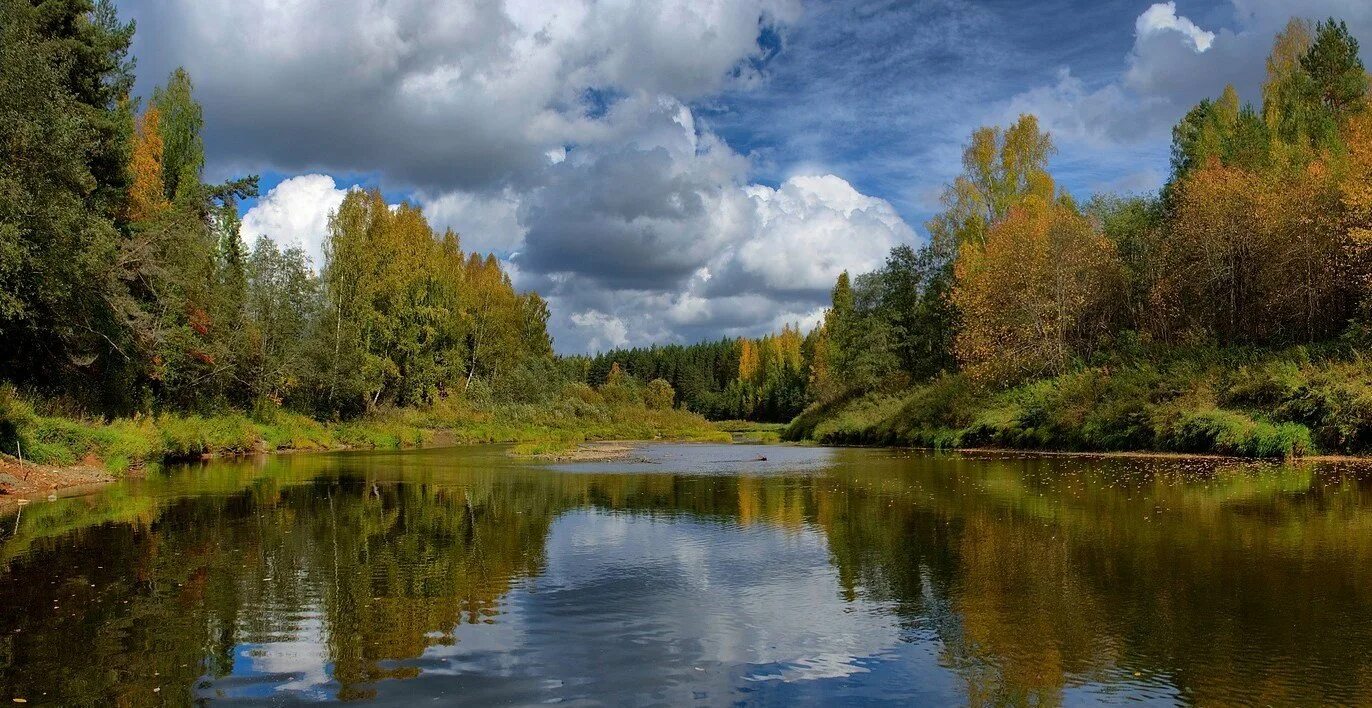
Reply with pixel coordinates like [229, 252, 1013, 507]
[0, 456, 120, 508]
[519, 442, 643, 462]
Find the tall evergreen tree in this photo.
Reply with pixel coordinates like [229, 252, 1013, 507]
[0, 0, 138, 406]
[1301, 18, 1367, 119]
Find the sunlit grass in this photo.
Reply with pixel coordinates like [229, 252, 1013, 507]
[786, 345, 1372, 459]
[0, 382, 727, 474]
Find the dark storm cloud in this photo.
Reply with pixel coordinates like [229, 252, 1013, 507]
[516, 146, 747, 290]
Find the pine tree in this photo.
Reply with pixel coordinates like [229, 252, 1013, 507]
[1302, 19, 1367, 119]
[0, 0, 138, 407]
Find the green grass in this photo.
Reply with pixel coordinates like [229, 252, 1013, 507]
[391, 386, 730, 445]
[0, 381, 726, 475]
[712, 420, 788, 433]
[785, 345, 1372, 459]
[712, 420, 786, 444]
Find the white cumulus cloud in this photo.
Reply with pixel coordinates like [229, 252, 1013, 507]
[240, 174, 353, 267]
[1136, 2, 1215, 52]
[418, 188, 526, 256]
[735, 175, 912, 292]
[122, 0, 802, 192]
[508, 98, 918, 352]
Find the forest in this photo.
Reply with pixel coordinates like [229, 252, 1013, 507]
[1, 0, 557, 417]
[595, 16, 1372, 457]
[0, 0, 721, 470]
[4, 2, 1372, 464]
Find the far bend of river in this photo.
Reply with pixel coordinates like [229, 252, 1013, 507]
[3, 445, 1372, 705]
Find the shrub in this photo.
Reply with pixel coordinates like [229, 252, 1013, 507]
[1166, 408, 1311, 458]
[644, 379, 676, 410]
[1276, 361, 1372, 451]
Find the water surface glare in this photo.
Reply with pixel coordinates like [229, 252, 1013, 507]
[2, 443, 1372, 705]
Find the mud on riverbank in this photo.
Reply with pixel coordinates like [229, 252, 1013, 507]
[0, 456, 122, 508]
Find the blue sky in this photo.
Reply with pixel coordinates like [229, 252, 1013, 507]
[115, 0, 1371, 353]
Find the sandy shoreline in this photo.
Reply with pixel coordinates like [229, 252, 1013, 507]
[0, 456, 123, 509]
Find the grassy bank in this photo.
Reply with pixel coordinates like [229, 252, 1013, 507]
[785, 345, 1372, 459]
[712, 420, 788, 444]
[0, 383, 727, 476]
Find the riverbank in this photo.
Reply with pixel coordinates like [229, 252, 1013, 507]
[0, 455, 119, 503]
[0, 387, 730, 503]
[785, 345, 1372, 459]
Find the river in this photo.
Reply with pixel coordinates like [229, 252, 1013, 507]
[2, 443, 1370, 705]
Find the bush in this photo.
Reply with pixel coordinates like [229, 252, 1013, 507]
[644, 379, 675, 410]
[1225, 360, 1306, 407]
[1166, 408, 1311, 458]
[1275, 361, 1372, 451]
[784, 345, 1366, 458]
[490, 356, 576, 405]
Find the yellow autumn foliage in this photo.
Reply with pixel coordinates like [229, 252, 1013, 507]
[953, 195, 1121, 384]
[127, 105, 169, 221]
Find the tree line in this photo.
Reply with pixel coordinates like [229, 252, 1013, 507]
[908, 17, 1369, 390]
[581, 325, 810, 421]
[0, 0, 553, 419]
[592, 17, 1371, 422]
[5, 3, 1370, 428]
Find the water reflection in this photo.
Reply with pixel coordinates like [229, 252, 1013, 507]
[2, 445, 1371, 704]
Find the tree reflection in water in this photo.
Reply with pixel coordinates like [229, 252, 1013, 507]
[2, 445, 1371, 704]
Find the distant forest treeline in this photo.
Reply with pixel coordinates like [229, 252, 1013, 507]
[580, 326, 811, 422]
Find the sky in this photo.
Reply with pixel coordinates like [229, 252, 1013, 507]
[113, 0, 1372, 353]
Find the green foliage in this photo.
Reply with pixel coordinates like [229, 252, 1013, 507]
[154, 413, 259, 458]
[1164, 408, 1312, 458]
[315, 191, 545, 417]
[1301, 18, 1366, 119]
[0, 0, 137, 407]
[0, 377, 724, 473]
[1, 2, 556, 425]
[242, 237, 320, 408]
[1088, 196, 1162, 331]
[879, 245, 958, 380]
[1259, 17, 1367, 163]
[1236, 358, 1372, 452]
[589, 241, 956, 424]
[585, 334, 807, 422]
[925, 114, 1056, 252]
[332, 421, 428, 450]
[1170, 86, 1274, 177]
[150, 68, 205, 201]
[787, 346, 1372, 459]
[644, 379, 675, 410]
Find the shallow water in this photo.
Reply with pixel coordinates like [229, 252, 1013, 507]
[2, 443, 1372, 705]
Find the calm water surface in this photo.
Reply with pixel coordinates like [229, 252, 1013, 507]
[2, 444, 1372, 705]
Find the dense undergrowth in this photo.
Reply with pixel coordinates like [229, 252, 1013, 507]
[785, 345, 1372, 459]
[0, 382, 726, 475]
